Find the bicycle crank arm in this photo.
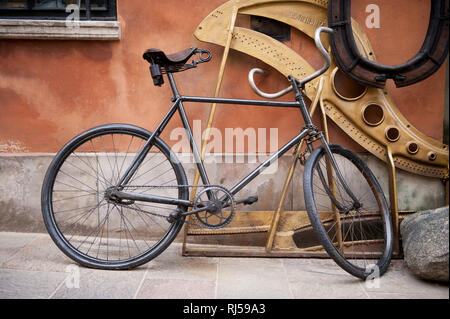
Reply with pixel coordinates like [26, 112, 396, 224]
[180, 206, 211, 216]
[167, 205, 213, 223]
[111, 190, 194, 207]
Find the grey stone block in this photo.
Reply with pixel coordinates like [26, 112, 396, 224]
[401, 206, 449, 282]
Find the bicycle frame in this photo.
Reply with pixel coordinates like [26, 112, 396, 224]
[111, 72, 322, 210]
[111, 26, 360, 215]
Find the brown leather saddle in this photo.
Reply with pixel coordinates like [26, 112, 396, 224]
[142, 47, 211, 86]
[329, 0, 449, 88]
[143, 47, 198, 70]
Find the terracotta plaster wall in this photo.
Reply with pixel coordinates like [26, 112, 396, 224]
[0, 0, 447, 154]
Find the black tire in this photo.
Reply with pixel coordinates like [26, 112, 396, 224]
[41, 124, 189, 270]
[303, 144, 393, 279]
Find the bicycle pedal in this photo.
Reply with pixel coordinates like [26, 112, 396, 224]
[236, 195, 258, 206]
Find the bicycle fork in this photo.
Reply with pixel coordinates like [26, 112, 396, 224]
[290, 76, 361, 212]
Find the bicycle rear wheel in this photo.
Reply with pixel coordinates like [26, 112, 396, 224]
[303, 144, 393, 279]
[41, 124, 189, 269]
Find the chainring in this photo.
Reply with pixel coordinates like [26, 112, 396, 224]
[193, 186, 235, 229]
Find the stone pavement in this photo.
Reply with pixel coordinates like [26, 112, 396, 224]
[0, 232, 448, 299]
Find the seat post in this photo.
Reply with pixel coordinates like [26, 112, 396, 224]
[166, 72, 181, 99]
[166, 71, 213, 188]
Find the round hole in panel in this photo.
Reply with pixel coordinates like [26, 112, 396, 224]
[331, 68, 367, 101]
[362, 104, 385, 126]
[385, 126, 400, 142]
[406, 142, 419, 154]
[428, 152, 437, 161]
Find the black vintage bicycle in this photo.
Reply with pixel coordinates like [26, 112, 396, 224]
[41, 27, 393, 279]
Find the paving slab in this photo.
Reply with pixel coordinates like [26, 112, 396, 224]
[147, 257, 218, 281]
[0, 232, 39, 265]
[1, 234, 73, 273]
[51, 267, 147, 299]
[282, 258, 369, 299]
[136, 278, 217, 299]
[139, 246, 219, 299]
[146, 253, 218, 282]
[216, 258, 293, 299]
[0, 232, 448, 299]
[0, 268, 67, 299]
[363, 260, 449, 299]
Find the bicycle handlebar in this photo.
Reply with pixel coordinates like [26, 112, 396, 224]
[248, 68, 293, 99]
[248, 26, 334, 99]
[297, 26, 334, 86]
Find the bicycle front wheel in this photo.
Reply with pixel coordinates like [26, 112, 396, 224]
[303, 144, 393, 279]
[41, 124, 189, 270]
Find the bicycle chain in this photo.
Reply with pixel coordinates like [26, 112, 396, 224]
[116, 184, 235, 229]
